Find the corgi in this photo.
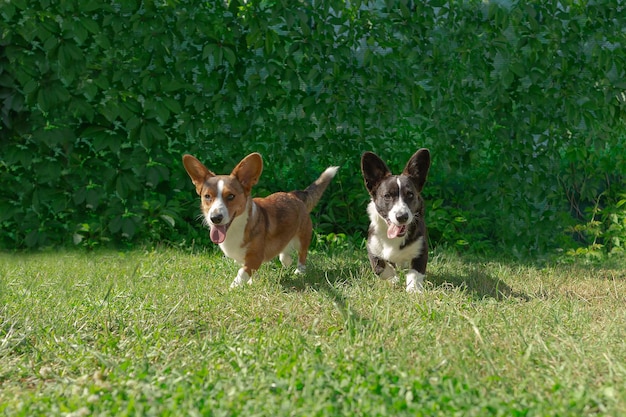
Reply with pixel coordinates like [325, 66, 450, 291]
[361, 149, 431, 292]
[183, 153, 339, 288]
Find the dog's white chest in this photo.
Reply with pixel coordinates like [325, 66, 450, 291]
[218, 204, 251, 264]
[367, 201, 424, 267]
[368, 233, 424, 267]
[219, 237, 246, 264]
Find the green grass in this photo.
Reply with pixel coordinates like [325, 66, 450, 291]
[1, 246, 625, 416]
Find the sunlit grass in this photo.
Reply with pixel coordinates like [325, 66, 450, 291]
[1, 247, 625, 416]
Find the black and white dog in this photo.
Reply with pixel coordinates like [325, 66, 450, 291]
[361, 149, 431, 292]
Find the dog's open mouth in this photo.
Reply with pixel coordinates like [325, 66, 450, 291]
[386, 221, 407, 239]
[210, 222, 231, 244]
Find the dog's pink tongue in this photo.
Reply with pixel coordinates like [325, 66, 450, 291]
[387, 223, 404, 239]
[210, 225, 227, 244]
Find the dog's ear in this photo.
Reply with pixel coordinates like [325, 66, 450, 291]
[361, 152, 391, 195]
[231, 153, 263, 193]
[182, 154, 215, 195]
[403, 148, 430, 192]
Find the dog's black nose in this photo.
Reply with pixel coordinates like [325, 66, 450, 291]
[210, 213, 224, 224]
[396, 212, 409, 223]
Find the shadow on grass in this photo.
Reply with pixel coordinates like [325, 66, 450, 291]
[276, 250, 531, 304]
[430, 265, 531, 301]
[278, 260, 372, 334]
[278, 261, 353, 292]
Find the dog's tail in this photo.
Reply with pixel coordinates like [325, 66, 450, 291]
[291, 166, 339, 213]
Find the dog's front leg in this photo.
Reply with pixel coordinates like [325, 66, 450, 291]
[231, 255, 263, 288]
[368, 253, 397, 283]
[406, 248, 428, 293]
[405, 270, 425, 293]
[230, 265, 256, 288]
[230, 267, 252, 288]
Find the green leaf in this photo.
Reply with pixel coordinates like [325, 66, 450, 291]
[80, 16, 100, 34]
[121, 217, 137, 238]
[202, 44, 217, 60]
[126, 115, 142, 132]
[162, 97, 182, 114]
[160, 214, 175, 227]
[223, 47, 236, 67]
[109, 216, 123, 233]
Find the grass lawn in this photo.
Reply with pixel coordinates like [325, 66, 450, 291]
[1, 246, 625, 416]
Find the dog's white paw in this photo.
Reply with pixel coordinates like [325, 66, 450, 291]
[294, 263, 306, 275]
[406, 270, 425, 293]
[230, 268, 251, 288]
[406, 282, 423, 293]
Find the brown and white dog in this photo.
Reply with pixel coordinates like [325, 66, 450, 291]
[183, 153, 339, 288]
[361, 149, 430, 292]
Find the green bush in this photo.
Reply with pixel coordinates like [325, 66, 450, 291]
[1, 0, 624, 258]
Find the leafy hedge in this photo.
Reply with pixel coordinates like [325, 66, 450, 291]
[1, 0, 625, 257]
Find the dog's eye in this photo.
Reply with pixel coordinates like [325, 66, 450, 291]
[204, 194, 212, 201]
[406, 191, 414, 200]
[383, 193, 392, 201]
[226, 194, 235, 201]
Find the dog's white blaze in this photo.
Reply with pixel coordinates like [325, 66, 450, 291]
[208, 179, 230, 226]
[219, 200, 252, 264]
[388, 178, 413, 226]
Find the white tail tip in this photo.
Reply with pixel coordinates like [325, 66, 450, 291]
[323, 166, 340, 178]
